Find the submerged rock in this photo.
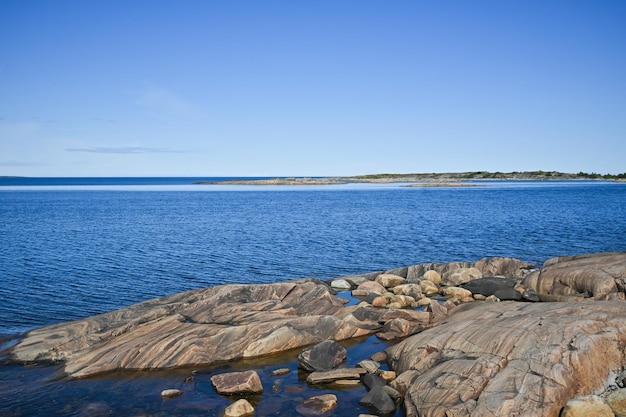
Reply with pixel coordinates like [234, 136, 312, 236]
[296, 394, 338, 416]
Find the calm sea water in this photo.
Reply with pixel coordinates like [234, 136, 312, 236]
[1, 178, 625, 416]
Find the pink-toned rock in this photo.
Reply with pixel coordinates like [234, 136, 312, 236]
[522, 251, 626, 299]
[376, 274, 406, 288]
[9, 280, 381, 378]
[211, 370, 263, 395]
[353, 280, 387, 297]
[387, 301, 626, 417]
[442, 267, 482, 286]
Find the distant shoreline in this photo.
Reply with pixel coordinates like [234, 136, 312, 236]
[194, 171, 626, 186]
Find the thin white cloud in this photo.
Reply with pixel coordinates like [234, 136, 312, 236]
[66, 146, 187, 154]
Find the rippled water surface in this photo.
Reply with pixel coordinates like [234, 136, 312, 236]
[1, 179, 625, 416]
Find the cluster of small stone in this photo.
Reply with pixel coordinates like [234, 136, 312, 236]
[331, 266, 540, 338]
[160, 339, 401, 417]
[298, 340, 401, 417]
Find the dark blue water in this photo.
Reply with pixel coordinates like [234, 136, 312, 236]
[0, 179, 625, 416]
[1, 180, 625, 336]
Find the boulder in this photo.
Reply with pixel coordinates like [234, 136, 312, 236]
[460, 276, 517, 296]
[419, 280, 440, 296]
[386, 301, 626, 417]
[297, 340, 347, 372]
[441, 287, 473, 301]
[428, 299, 447, 321]
[211, 370, 263, 395]
[376, 318, 422, 341]
[522, 251, 626, 299]
[441, 267, 482, 286]
[362, 372, 387, 391]
[359, 386, 396, 416]
[423, 270, 442, 285]
[330, 279, 353, 290]
[353, 281, 387, 297]
[305, 368, 365, 384]
[387, 294, 415, 308]
[376, 274, 406, 288]
[380, 309, 430, 326]
[296, 394, 338, 416]
[392, 283, 423, 299]
[607, 388, 626, 417]
[365, 293, 388, 307]
[224, 399, 255, 417]
[561, 395, 614, 417]
[9, 280, 381, 378]
[356, 359, 380, 374]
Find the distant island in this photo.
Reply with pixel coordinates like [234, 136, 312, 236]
[194, 170, 626, 186]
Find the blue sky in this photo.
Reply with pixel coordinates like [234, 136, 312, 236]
[1, 1, 625, 177]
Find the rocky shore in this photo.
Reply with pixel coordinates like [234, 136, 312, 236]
[5, 251, 626, 416]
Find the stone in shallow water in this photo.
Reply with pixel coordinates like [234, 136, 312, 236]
[224, 399, 255, 417]
[359, 386, 396, 416]
[268, 368, 290, 376]
[296, 394, 338, 416]
[160, 388, 183, 398]
[297, 340, 347, 372]
[211, 370, 263, 395]
[305, 368, 364, 384]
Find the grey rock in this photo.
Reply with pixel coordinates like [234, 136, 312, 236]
[362, 372, 387, 391]
[460, 276, 517, 296]
[297, 340, 347, 372]
[305, 368, 365, 384]
[359, 386, 396, 416]
[356, 359, 380, 374]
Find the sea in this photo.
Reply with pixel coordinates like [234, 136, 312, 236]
[0, 177, 625, 416]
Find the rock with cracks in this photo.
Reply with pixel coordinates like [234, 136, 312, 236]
[9, 280, 381, 378]
[386, 300, 626, 417]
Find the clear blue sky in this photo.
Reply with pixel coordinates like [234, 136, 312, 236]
[1, 1, 625, 177]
